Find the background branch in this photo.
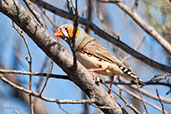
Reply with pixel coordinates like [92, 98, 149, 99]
[99, 0, 171, 55]
[30, 0, 171, 73]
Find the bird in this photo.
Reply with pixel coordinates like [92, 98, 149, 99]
[54, 24, 144, 94]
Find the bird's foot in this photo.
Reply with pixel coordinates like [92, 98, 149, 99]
[95, 74, 103, 86]
[109, 93, 114, 100]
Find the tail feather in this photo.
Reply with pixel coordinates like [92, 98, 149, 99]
[118, 66, 136, 78]
[118, 66, 144, 85]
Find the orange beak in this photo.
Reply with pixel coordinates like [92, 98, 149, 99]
[54, 29, 64, 37]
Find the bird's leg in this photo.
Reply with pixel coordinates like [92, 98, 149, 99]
[88, 68, 114, 99]
[108, 76, 114, 94]
[88, 68, 106, 80]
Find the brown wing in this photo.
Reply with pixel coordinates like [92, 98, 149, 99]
[79, 36, 126, 67]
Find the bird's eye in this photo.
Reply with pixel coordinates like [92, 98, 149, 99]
[65, 28, 68, 31]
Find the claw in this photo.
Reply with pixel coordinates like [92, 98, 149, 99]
[109, 93, 114, 100]
[95, 74, 103, 86]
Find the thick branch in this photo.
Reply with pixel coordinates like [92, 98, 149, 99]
[0, 0, 124, 114]
[30, 0, 171, 73]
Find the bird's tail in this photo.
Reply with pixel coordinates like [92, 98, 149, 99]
[118, 66, 145, 85]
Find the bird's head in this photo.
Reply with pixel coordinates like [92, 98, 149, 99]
[54, 24, 83, 40]
[54, 24, 87, 48]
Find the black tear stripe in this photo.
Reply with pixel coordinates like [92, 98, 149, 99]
[118, 66, 136, 78]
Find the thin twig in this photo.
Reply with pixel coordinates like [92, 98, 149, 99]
[150, 73, 171, 81]
[156, 89, 166, 114]
[57, 103, 70, 114]
[66, 0, 74, 15]
[0, 74, 95, 104]
[12, 22, 34, 114]
[136, 81, 149, 114]
[40, 9, 57, 29]
[0, 68, 170, 87]
[1, 68, 171, 105]
[99, 0, 171, 55]
[101, 80, 141, 114]
[36, 56, 50, 90]
[0, 68, 69, 79]
[119, 77, 171, 103]
[116, 84, 169, 114]
[91, 104, 122, 109]
[70, 0, 76, 9]
[39, 61, 53, 95]
[32, 56, 50, 109]
[132, 0, 139, 12]
[100, 76, 162, 114]
[14, 111, 20, 114]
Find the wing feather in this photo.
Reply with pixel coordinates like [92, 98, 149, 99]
[79, 36, 126, 67]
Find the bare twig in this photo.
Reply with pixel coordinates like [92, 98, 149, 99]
[0, 73, 94, 104]
[156, 89, 166, 114]
[1, 68, 170, 87]
[2, 67, 169, 113]
[66, 0, 73, 14]
[36, 56, 50, 90]
[119, 77, 171, 103]
[150, 73, 171, 81]
[132, 0, 139, 12]
[39, 61, 53, 95]
[14, 111, 20, 114]
[101, 80, 141, 114]
[40, 9, 57, 29]
[57, 103, 70, 114]
[99, 0, 171, 55]
[116, 84, 169, 114]
[136, 83, 149, 114]
[70, 0, 76, 9]
[0, 68, 69, 80]
[12, 22, 34, 114]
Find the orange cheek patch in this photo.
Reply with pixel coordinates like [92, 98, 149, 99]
[68, 28, 80, 38]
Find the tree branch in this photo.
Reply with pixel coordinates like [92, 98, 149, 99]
[99, 0, 171, 55]
[0, 73, 94, 104]
[30, 0, 171, 73]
